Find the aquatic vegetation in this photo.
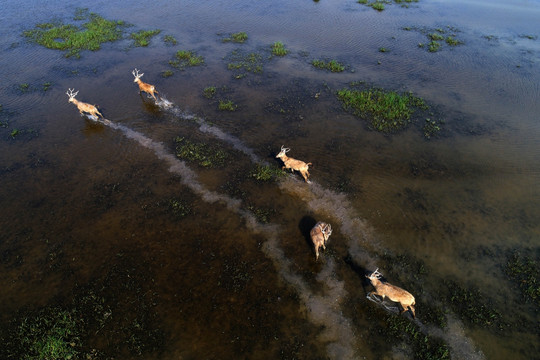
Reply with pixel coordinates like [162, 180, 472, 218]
[226, 49, 264, 78]
[161, 70, 174, 78]
[22, 10, 127, 58]
[218, 99, 238, 111]
[379, 47, 389, 53]
[169, 50, 205, 69]
[444, 280, 504, 329]
[358, 0, 419, 11]
[163, 34, 178, 46]
[383, 315, 450, 360]
[10, 129, 20, 138]
[336, 86, 428, 133]
[222, 32, 248, 43]
[168, 198, 192, 218]
[423, 118, 443, 139]
[411, 26, 464, 52]
[18, 83, 30, 93]
[250, 164, 285, 182]
[271, 41, 289, 56]
[130, 29, 161, 47]
[311, 59, 345, 72]
[174, 136, 229, 167]
[505, 252, 539, 305]
[14, 307, 82, 360]
[203, 86, 217, 99]
[43, 82, 52, 91]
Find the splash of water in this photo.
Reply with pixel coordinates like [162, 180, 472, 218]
[92, 116, 359, 359]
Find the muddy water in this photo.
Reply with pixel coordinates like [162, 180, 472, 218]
[1, 0, 539, 359]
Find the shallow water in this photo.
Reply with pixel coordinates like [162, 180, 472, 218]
[0, 0, 539, 359]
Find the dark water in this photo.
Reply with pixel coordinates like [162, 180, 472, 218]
[1, 0, 539, 359]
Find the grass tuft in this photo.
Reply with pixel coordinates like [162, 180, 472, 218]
[271, 41, 289, 56]
[130, 29, 161, 47]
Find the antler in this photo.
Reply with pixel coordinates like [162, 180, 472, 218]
[280, 145, 290, 153]
[132, 68, 143, 79]
[66, 88, 78, 98]
[372, 268, 382, 278]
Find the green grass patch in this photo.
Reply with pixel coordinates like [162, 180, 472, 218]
[203, 86, 217, 99]
[16, 307, 82, 360]
[423, 118, 443, 139]
[222, 32, 248, 43]
[411, 26, 464, 52]
[226, 49, 264, 78]
[161, 70, 174, 78]
[163, 35, 178, 46]
[130, 29, 161, 47]
[271, 41, 289, 56]
[174, 137, 228, 167]
[23, 10, 127, 58]
[311, 59, 345, 72]
[358, 0, 419, 11]
[250, 164, 285, 182]
[169, 50, 205, 70]
[168, 198, 192, 219]
[337, 86, 428, 133]
[218, 99, 238, 111]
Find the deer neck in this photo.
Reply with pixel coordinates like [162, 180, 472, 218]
[70, 98, 80, 106]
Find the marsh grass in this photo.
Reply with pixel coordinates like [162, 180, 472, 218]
[311, 59, 345, 72]
[161, 70, 174, 78]
[337, 86, 428, 133]
[169, 50, 205, 70]
[271, 41, 289, 56]
[23, 11, 127, 58]
[174, 137, 229, 167]
[222, 32, 248, 43]
[130, 29, 161, 47]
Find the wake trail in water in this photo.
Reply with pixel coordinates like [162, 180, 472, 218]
[118, 95, 486, 358]
[91, 115, 359, 359]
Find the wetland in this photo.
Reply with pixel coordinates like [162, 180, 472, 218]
[0, 0, 539, 359]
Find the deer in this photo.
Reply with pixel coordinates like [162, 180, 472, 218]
[66, 89, 103, 118]
[132, 68, 159, 101]
[310, 222, 332, 260]
[366, 268, 416, 318]
[276, 145, 312, 183]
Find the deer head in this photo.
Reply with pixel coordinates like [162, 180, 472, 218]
[132, 68, 144, 82]
[322, 223, 332, 239]
[66, 88, 79, 103]
[276, 145, 290, 158]
[367, 268, 383, 281]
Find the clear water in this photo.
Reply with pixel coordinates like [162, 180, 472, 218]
[0, 0, 538, 359]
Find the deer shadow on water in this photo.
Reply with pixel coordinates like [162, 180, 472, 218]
[298, 215, 317, 257]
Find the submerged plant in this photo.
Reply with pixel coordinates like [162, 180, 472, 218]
[23, 11, 127, 58]
[130, 29, 161, 47]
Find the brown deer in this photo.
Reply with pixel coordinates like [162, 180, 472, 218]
[276, 145, 312, 183]
[66, 89, 103, 118]
[366, 269, 416, 318]
[310, 222, 332, 260]
[132, 68, 159, 101]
